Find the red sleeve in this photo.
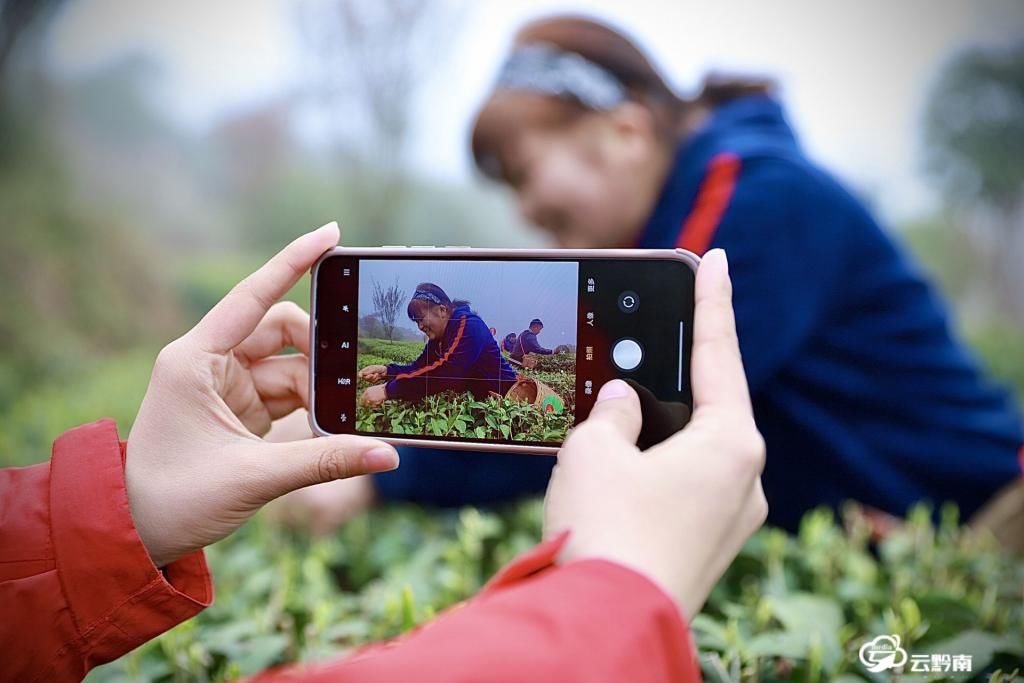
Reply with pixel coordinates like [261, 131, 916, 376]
[253, 532, 701, 683]
[0, 419, 213, 683]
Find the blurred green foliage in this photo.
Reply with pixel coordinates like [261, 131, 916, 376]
[925, 43, 1024, 210]
[0, 99, 180, 410]
[0, 295, 1009, 681]
[698, 505, 1023, 682]
[921, 41, 1024, 325]
[966, 323, 1024, 399]
[79, 502, 1022, 682]
[0, 347, 154, 467]
[904, 217, 1024, 398]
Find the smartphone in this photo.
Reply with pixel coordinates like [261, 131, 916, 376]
[310, 247, 697, 454]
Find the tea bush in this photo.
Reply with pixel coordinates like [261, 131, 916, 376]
[84, 502, 1023, 682]
[695, 505, 1023, 682]
[525, 352, 576, 373]
[354, 339, 575, 442]
[3, 337, 1019, 683]
[357, 339, 424, 365]
[355, 390, 573, 442]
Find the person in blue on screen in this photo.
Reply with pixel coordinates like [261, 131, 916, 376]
[510, 318, 554, 363]
[358, 282, 518, 408]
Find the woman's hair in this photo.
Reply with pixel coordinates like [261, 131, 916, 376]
[472, 15, 774, 180]
[407, 282, 470, 319]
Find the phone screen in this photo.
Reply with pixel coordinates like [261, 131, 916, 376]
[313, 251, 694, 451]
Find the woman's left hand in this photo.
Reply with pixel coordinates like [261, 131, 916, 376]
[360, 384, 388, 408]
[125, 223, 401, 568]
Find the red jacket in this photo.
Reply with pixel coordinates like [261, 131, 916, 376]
[0, 420, 700, 682]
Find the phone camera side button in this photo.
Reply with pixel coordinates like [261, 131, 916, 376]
[612, 338, 643, 371]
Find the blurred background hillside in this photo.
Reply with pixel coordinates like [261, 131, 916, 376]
[1, 0, 1022, 459]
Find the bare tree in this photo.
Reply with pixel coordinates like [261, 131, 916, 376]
[359, 313, 383, 339]
[372, 277, 406, 342]
[294, 0, 465, 233]
[0, 0, 60, 76]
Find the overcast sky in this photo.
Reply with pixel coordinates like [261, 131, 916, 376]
[46, 0, 1024, 223]
[358, 258, 578, 343]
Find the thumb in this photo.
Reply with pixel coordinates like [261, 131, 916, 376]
[255, 436, 399, 500]
[575, 379, 642, 446]
[690, 248, 753, 419]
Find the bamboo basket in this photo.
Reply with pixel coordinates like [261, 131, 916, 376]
[505, 376, 565, 414]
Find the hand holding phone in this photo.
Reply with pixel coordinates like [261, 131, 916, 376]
[125, 224, 400, 568]
[544, 249, 768, 619]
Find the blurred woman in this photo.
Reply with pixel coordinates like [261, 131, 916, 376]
[359, 282, 518, 407]
[365, 15, 1023, 537]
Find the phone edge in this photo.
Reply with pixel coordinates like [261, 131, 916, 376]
[307, 245, 701, 456]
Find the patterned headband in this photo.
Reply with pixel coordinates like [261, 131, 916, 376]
[494, 43, 627, 111]
[412, 289, 444, 305]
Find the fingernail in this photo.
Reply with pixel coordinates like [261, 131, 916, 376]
[705, 248, 728, 273]
[311, 221, 339, 242]
[363, 446, 399, 472]
[596, 379, 629, 403]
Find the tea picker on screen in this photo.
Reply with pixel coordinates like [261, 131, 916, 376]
[358, 283, 518, 407]
[510, 318, 554, 363]
[502, 332, 517, 354]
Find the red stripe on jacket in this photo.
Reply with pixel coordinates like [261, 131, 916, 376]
[675, 152, 742, 255]
[396, 315, 469, 380]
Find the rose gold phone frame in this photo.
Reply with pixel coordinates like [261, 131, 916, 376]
[308, 246, 700, 455]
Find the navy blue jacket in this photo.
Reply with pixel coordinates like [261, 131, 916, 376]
[510, 329, 553, 362]
[377, 96, 1023, 529]
[384, 304, 517, 402]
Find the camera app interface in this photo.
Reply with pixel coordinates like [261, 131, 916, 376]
[315, 253, 693, 448]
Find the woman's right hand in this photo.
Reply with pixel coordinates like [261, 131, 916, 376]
[543, 249, 767, 620]
[359, 365, 388, 383]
